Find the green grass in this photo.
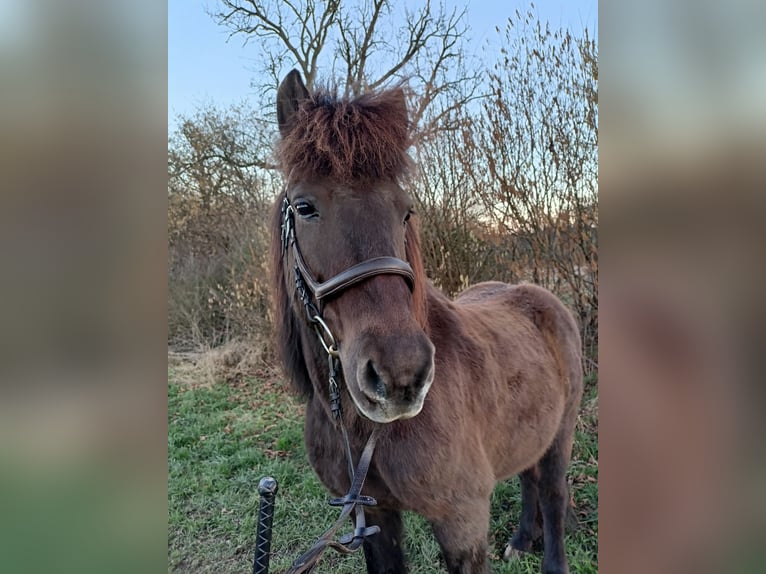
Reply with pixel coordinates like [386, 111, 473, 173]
[168, 368, 598, 573]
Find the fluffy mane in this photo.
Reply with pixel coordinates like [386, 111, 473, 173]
[276, 87, 413, 183]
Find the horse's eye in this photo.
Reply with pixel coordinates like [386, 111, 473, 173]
[403, 209, 414, 224]
[295, 201, 317, 219]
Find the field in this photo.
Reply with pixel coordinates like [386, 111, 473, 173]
[168, 364, 598, 573]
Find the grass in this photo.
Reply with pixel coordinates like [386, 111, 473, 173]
[168, 366, 598, 573]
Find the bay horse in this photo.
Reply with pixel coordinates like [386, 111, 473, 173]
[270, 69, 583, 574]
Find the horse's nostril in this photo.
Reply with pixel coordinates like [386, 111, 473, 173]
[413, 363, 432, 391]
[364, 360, 387, 400]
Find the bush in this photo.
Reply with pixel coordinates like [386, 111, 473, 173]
[168, 190, 274, 351]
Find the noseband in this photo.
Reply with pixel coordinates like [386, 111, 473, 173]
[278, 193, 415, 573]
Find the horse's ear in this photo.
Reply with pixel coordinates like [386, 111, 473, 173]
[392, 87, 408, 115]
[277, 69, 310, 136]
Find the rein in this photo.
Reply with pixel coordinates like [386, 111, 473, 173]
[279, 194, 415, 573]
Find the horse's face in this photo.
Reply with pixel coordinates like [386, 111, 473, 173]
[277, 70, 435, 424]
[285, 177, 435, 423]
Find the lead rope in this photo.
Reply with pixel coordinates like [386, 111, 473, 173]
[328, 355, 355, 480]
[281, 195, 381, 574]
[284, 353, 381, 574]
[285, 427, 380, 574]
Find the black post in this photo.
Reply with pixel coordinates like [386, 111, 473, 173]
[253, 476, 278, 574]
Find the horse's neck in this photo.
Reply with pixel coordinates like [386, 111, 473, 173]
[424, 285, 459, 329]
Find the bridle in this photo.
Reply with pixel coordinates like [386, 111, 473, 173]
[280, 194, 414, 364]
[280, 195, 415, 345]
[279, 192, 415, 573]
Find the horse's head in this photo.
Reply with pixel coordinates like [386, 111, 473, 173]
[273, 70, 434, 424]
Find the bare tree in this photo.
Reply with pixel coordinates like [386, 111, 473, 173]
[412, 106, 504, 295]
[168, 104, 279, 349]
[168, 103, 281, 207]
[210, 0, 481, 141]
[468, 9, 599, 361]
[170, 2, 598, 362]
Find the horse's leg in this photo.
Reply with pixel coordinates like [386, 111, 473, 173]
[537, 432, 575, 574]
[362, 507, 406, 574]
[504, 464, 543, 558]
[430, 499, 490, 574]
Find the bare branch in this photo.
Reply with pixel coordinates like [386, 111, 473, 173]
[354, 0, 386, 87]
[210, 0, 477, 141]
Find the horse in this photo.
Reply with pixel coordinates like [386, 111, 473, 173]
[269, 69, 583, 574]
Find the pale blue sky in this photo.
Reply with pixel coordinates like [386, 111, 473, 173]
[168, 0, 597, 127]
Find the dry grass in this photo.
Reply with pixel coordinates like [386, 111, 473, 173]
[168, 338, 279, 388]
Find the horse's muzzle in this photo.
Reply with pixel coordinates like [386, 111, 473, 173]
[346, 333, 435, 423]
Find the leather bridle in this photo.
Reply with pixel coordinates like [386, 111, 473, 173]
[281, 195, 415, 318]
[280, 195, 415, 358]
[279, 193, 415, 573]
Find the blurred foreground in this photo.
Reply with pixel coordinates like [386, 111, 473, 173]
[601, 0, 766, 571]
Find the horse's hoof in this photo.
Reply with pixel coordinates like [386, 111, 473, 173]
[502, 545, 524, 561]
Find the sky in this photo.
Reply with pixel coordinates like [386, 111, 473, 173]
[168, 0, 597, 129]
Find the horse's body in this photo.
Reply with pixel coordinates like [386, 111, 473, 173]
[271, 70, 583, 574]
